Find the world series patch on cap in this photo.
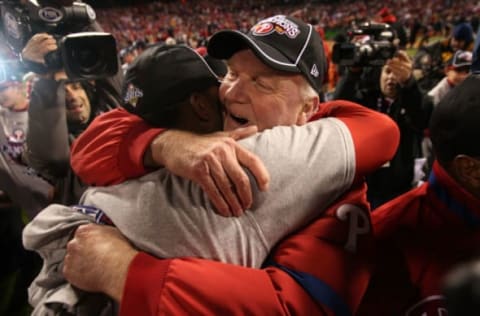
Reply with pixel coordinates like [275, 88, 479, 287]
[207, 15, 327, 93]
[122, 44, 226, 126]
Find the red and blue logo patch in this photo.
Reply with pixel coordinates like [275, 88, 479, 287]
[251, 15, 300, 39]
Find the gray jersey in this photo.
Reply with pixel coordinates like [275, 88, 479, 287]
[428, 77, 452, 106]
[23, 117, 355, 315]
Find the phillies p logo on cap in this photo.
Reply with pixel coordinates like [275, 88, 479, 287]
[251, 15, 301, 39]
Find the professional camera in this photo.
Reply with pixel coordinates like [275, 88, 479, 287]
[0, 0, 118, 80]
[46, 31, 118, 80]
[332, 21, 397, 67]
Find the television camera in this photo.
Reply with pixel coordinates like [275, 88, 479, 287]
[0, 0, 118, 80]
[332, 21, 397, 67]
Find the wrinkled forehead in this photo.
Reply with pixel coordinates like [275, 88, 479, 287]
[226, 48, 300, 79]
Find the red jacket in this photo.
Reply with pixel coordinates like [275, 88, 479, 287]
[358, 161, 480, 315]
[71, 101, 398, 186]
[70, 101, 400, 315]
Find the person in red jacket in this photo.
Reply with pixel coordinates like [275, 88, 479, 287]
[65, 15, 400, 315]
[357, 74, 480, 315]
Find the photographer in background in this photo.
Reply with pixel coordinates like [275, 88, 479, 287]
[21, 32, 121, 204]
[334, 50, 430, 208]
[10, 0, 124, 100]
[0, 2, 121, 312]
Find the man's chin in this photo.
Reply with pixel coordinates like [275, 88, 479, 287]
[384, 90, 397, 99]
[68, 114, 88, 125]
[78, 114, 89, 124]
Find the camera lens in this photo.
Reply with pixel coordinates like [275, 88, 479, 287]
[62, 32, 118, 80]
[76, 47, 100, 71]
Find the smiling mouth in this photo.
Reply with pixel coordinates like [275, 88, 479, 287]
[386, 83, 396, 88]
[229, 112, 249, 125]
[68, 104, 83, 112]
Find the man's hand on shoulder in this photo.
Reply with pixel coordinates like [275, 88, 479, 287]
[148, 126, 270, 217]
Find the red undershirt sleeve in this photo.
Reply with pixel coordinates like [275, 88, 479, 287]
[71, 108, 163, 185]
[311, 100, 400, 181]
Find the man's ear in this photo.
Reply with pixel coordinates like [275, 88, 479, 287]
[297, 95, 319, 125]
[189, 92, 210, 121]
[453, 155, 480, 187]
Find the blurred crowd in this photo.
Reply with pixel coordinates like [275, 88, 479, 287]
[88, 0, 480, 95]
[95, 0, 479, 52]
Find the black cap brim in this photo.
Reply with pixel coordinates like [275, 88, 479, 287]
[208, 30, 301, 74]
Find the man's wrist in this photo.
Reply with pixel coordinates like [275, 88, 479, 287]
[148, 130, 181, 168]
[19, 52, 50, 75]
[104, 249, 139, 302]
[145, 133, 168, 168]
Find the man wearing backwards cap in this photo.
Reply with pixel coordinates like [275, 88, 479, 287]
[427, 50, 473, 106]
[64, 15, 398, 315]
[357, 74, 480, 315]
[414, 22, 474, 91]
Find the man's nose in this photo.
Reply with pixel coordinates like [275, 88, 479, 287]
[222, 77, 248, 103]
[65, 86, 75, 101]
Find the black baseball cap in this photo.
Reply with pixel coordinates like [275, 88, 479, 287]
[430, 74, 480, 164]
[207, 15, 326, 93]
[123, 44, 226, 125]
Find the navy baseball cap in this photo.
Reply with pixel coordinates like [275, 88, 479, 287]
[452, 23, 474, 44]
[207, 15, 326, 93]
[123, 44, 226, 125]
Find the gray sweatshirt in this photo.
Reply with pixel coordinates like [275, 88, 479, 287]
[23, 117, 356, 315]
